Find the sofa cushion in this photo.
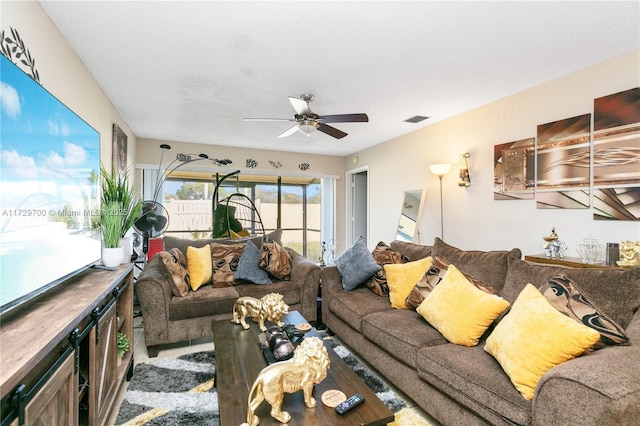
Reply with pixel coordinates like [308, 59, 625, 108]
[186, 244, 212, 290]
[235, 240, 272, 284]
[417, 342, 532, 425]
[328, 286, 391, 332]
[235, 280, 302, 307]
[168, 285, 240, 321]
[539, 275, 628, 349]
[417, 264, 510, 347]
[390, 240, 433, 261]
[335, 236, 381, 290]
[485, 284, 600, 400]
[211, 242, 245, 287]
[366, 241, 409, 296]
[501, 258, 640, 330]
[362, 309, 448, 367]
[384, 257, 432, 309]
[431, 238, 521, 293]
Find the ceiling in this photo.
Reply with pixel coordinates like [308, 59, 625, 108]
[40, 1, 639, 156]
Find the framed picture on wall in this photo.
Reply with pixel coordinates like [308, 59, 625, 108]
[494, 137, 535, 200]
[112, 123, 127, 174]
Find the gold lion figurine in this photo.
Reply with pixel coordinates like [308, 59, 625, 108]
[617, 241, 640, 267]
[232, 293, 289, 331]
[240, 337, 330, 426]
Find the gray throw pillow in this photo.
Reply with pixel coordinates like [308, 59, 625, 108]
[235, 240, 272, 285]
[335, 236, 382, 291]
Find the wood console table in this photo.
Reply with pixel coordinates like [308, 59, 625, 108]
[0, 264, 134, 426]
[524, 254, 619, 269]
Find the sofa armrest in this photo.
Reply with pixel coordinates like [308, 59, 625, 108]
[533, 339, 640, 425]
[135, 255, 175, 345]
[287, 248, 321, 322]
[320, 266, 342, 326]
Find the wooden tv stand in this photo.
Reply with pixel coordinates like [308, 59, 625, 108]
[0, 264, 134, 426]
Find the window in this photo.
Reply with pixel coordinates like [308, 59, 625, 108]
[148, 171, 325, 261]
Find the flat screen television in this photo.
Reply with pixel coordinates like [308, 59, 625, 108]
[0, 54, 101, 315]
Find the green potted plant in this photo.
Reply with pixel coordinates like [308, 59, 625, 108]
[101, 200, 125, 266]
[100, 164, 142, 263]
[116, 332, 130, 364]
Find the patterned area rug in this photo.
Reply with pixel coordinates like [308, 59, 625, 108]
[115, 336, 410, 425]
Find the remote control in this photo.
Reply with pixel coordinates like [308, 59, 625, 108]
[335, 393, 365, 414]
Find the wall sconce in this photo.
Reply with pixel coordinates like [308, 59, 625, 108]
[458, 153, 471, 187]
[429, 163, 452, 239]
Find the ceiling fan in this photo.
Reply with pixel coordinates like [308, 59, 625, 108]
[244, 93, 368, 139]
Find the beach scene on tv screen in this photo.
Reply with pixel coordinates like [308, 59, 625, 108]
[0, 55, 101, 311]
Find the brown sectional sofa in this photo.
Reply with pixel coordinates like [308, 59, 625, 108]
[321, 237, 640, 425]
[136, 233, 321, 357]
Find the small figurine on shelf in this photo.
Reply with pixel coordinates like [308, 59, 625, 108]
[319, 241, 327, 267]
[240, 337, 330, 426]
[543, 227, 566, 259]
[232, 293, 289, 331]
[617, 241, 640, 267]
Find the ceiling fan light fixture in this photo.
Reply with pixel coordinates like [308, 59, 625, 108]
[298, 119, 318, 136]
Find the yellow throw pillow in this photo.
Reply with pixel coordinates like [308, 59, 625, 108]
[187, 244, 212, 291]
[416, 264, 509, 347]
[484, 283, 600, 400]
[384, 257, 432, 309]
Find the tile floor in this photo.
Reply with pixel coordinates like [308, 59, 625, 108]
[109, 310, 439, 425]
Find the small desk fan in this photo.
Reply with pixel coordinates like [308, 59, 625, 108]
[133, 200, 169, 255]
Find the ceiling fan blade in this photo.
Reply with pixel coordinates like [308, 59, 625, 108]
[243, 118, 295, 122]
[288, 97, 311, 116]
[278, 124, 300, 138]
[319, 113, 369, 123]
[318, 123, 348, 139]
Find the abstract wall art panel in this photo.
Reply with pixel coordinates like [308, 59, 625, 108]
[536, 114, 591, 209]
[593, 187, 640, 221]
[536, 190, 591, 210]
[593, 87, 640, 187]
[494, 138, 535, 200]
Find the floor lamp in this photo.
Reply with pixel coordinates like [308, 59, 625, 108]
[429, 163, 452, 240]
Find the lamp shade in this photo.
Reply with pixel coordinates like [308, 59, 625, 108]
[429, 163, 452, 177]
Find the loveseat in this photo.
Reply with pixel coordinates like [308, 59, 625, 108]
[321, 237, 640, 425]
[136, 231, 321, 357]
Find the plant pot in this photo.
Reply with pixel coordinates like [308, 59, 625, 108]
[120, 236, 133, 263]
[102, 246, 123, 267]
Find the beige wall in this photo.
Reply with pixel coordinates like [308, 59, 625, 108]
[2, 1, 135, 169]
[348, 49, 640, 257]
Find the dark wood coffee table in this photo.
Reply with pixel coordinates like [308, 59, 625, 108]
[212, 310, 394, 425]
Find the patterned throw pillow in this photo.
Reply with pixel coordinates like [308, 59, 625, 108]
[539, 275, 629, 349]
[158, 248, 190, 297]
[366, 241, 409, 296]
[211, 242, 245, 288]
[259, 240, 292, 280]
[405, 255, 496, 309]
